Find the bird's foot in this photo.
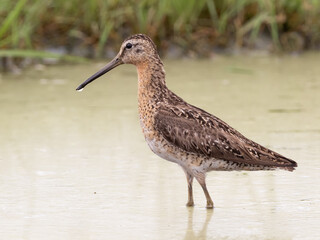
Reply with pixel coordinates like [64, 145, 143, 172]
[206, 201, 214, 209]
[186, 201, 194, 207]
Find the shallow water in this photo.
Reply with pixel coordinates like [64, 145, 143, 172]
[0, 53, 319, 240]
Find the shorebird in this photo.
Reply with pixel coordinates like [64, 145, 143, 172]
[76, 34, 297, 208]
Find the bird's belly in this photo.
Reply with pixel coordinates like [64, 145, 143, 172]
[143, 129, 225, 170]
[145, 133, 185, 165]
[139, 117, 174, 162]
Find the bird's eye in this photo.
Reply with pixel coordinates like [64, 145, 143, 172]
[126, 43, 132, 49]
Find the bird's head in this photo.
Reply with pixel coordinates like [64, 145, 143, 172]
[76, 34, 158, 91]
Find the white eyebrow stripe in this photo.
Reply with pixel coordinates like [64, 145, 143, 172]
[118, 46, 125, 56]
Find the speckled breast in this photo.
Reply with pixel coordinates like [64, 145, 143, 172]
[138, 104, 185, 166]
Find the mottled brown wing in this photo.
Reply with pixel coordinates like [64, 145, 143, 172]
[154, 106, 297, 169]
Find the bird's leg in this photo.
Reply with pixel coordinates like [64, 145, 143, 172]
[183, 170, 194, 207]
[196, 175, 214, 209]
[201, 183, 214, 209]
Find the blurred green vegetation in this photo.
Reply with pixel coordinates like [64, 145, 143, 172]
[0, 0, 320, 62]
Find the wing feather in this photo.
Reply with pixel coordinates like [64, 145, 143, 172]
[154, 106, 297, 169]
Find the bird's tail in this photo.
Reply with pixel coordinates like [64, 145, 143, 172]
[278, 158, 297, 171]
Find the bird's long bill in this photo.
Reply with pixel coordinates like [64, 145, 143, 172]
[76, 57, 122, 91]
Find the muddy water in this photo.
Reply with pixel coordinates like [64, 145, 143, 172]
[0, 54, 319, 239]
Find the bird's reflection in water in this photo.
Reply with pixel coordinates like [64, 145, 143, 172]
[183, 208, 214, 240]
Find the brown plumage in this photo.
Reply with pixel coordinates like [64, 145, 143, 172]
[76, 34, 297, 208]
[155, 103, 296, 170]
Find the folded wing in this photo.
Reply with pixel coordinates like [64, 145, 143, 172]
[154, 105, 297, 170]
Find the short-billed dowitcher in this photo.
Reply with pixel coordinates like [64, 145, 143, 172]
[76, 34, 297, 208]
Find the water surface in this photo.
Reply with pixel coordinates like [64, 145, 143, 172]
[0, 54, 319, 239]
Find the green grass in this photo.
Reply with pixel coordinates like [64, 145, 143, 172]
[0, 49, 87, 62]
[0, 0, 320, 61]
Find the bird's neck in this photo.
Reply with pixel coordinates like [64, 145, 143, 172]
[136, 57, 168, 103]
